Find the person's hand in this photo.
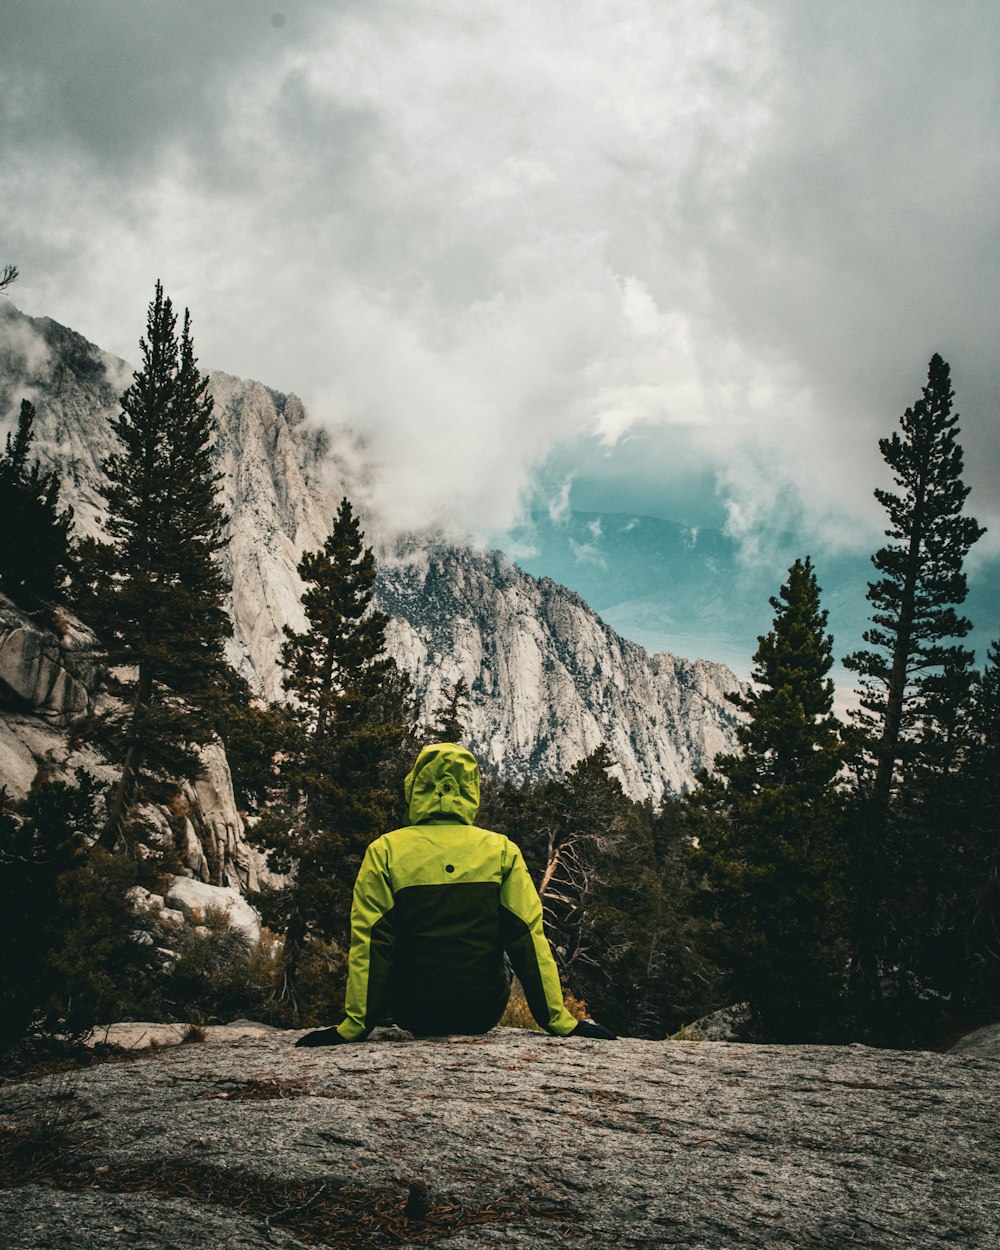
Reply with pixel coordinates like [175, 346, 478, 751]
[295, 1027, 350, 1047]
[571, 1019, 617, 1040]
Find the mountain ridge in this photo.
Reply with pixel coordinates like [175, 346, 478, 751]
[0, 302, 744, 800]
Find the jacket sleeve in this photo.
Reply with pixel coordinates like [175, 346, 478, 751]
[336, 838, 397, 1041]
[498, 839, 578, 1036]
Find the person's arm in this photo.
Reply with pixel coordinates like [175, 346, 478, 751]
[296, 838, 397, 1046]
[499, 840, 599, 1037]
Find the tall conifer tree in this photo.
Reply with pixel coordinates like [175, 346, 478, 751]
[845, 354, 984, 808]
[843, 355, 984, 1012]
[257, 498, 414, 1008]
[690, 557, 847, 1039]
[95, 282, 229, 848]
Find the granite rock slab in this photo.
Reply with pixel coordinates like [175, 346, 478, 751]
[1, 1028, 997, 1249]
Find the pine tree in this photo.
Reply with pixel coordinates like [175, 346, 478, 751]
[0, 399, 74, 608]
[690, 557, 848, 1040]
[948, 641, 1000, 1010]
[0, 772, 158, 1057]
[843, 354, 984, 1014]
[256, 498, 415, 1010]
[93, 282, 230, 848]
[279, 499, 394, 758]
[424, 676, 471, 745]
[845, 354, 985, 808]
[891, 652, 978, 1012]
[154, 309, 230, 695]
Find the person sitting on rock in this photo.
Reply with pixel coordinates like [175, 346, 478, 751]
[296, 742, 616, 1045]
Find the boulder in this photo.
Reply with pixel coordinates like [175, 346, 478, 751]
[672, 1002, 758, 1042]
[125, 886, 184, 929]
[164, 876, 262, 947]
[0, 598, 101, 727]
[0, 717, 40, 801]
[83, 1022, 195, 1050]
[949, 1021, 1000, 1058]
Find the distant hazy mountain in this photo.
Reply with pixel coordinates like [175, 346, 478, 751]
[0, 303, 747, 801]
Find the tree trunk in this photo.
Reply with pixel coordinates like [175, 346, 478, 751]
[278, 907, 308, 1019]
[97, 664, 154, 851]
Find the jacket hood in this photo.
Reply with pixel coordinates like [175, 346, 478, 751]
[404, 743, 480, 825]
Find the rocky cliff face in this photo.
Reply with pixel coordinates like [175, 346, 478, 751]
[0, 592, 276, 898]
[0, 303, 744, 801]
[380, 543, 742, 796]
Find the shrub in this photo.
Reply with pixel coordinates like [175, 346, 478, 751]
[499, 978, 588, 1031]
[165, 908, 282, 1024]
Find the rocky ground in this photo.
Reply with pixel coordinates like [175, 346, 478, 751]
[1, 1025, 997, 1250]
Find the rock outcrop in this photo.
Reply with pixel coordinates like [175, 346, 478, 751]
[164, 877, 262, 946]
[0, 595, 112, 803]
[949, 1022, 1000, 1059]
[0, 595, 274, 898]
[1, 1028, 997, 1249]
[0, 596, 102, 728]
[0, 304, 745, 801]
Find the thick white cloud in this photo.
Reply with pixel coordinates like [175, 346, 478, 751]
[2, 0, 997, 551]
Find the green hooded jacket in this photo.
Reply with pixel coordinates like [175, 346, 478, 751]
[335, 743, 579, 1040]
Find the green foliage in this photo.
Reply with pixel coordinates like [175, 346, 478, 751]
[642, 798, 727, 1035]
[690, 557, 849, 1041]
[254, 498, 416, 1012]
[0, 770, 295, 1051]
[845, 353, 984, 805]
[207, 665, 299, 812]
[280, 499, 392, 749]
[493, 745, 670, 1037]
[277, 936, 348, 1026]
[83, 283, 231, 844]
[96, 288, 229, 696]
[891, 641, 1000, 1023]
[842, 356, 985, 1026]
[0, 776, 159, 1059]
[51, 848, 164, 1031]
[166, 908, 281, 1024]
[423, 676, 471, 746]
[723, 557, 845, 794]
[961, 641, 1000, 1008]
[0, 776, 90, 1052]
[0, 398, 74, 608]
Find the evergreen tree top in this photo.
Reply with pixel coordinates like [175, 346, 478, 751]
[280, 497, 393, 744]
[0, 398, 74, 607]
[724, 555, 844, 791]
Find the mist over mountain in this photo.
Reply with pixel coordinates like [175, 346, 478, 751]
[0, 303, 745, 801]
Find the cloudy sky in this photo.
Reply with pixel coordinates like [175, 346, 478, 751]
[3, 1, 999, 596]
